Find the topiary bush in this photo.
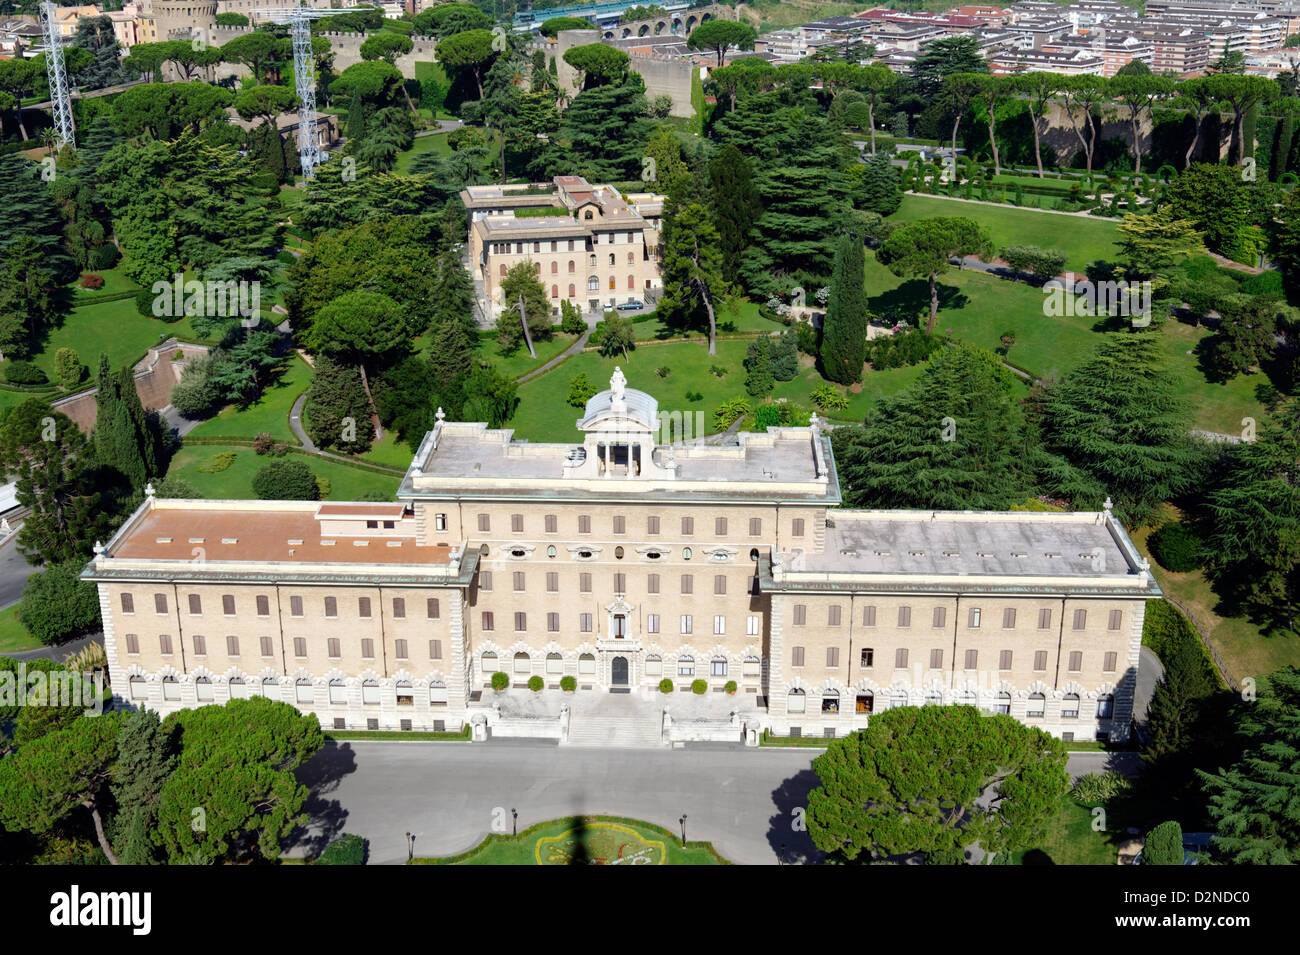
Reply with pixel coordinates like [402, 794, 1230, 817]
[251, 460, 320, 501]
[659, 678, 673, 694]
[79, 273, 104, 289]
[691, 679, 707, 695]
[528, 675, 543, 692]
[725, 680, 737, 694]
[1148, 521, 1203, 572]
[560, 675, 576, 692]
[491, 671, 509, 691]
[4, 361, 48, 385]
[317, 833, 368, 865]
[1142, 820, 1184, 865]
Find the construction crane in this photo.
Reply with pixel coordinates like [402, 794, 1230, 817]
[254, 7, 337, 178]
[39, 1, 75, 149]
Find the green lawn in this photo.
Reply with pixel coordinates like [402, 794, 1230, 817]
[413, 816, 727, 865]
[72, 266, 139, 299]
[1010, 796, 1119, 865]
[165, 446, 399, 501]
[361, 429, 419, 471]
[186, 353, 313, 444]
[478, 332, 577, 380]
[0, 603, 39, 654]
[889, 194, 1121, 273]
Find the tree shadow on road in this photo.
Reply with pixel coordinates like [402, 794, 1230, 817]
[288, 741, 359, 859]
[766, 768, 823, 865]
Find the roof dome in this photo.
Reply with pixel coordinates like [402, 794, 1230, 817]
[578, 367, 659, 432]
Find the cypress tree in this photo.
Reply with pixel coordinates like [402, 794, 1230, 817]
[110, 708, 178, 865]
[346, 87, 367, 142]
[112, 400, 147, 490]
[820, 232, 868, 385]
[304, 354, 374, 454]
[707, 143, 762, 285]
[75, 115, 122, 184]
[744, 334, 774, 397]
[117, 366, 159, 479]
[430, 245, 478, 344]
[249, 121, 285, 185]
[93, 353, 121, 467]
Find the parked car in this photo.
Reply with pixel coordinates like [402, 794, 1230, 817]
[616, 301, 645, 310]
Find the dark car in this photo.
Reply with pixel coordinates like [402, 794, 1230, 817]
[616, 301, 645, 310]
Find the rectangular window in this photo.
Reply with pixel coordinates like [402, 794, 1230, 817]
[547, 612, 559, 632]
[826, 647, 840, 668]
[357, 597, 371, 618]
[429, 639, 442, 660]
[1073, 609, 1087, 630]
[1034, 650, 1048, 671]
[324, 596, 337, 618]
[544, 514, 557, 534]
[395, 639, 408, 660]
[293, 637, 306, 658]
[793, 604, 806, 626]
[120, 593, 135, 614]
[579, 573, 592, 594]
[747, 615, 760, 636]
[681, 516, 694, 536]
[929, 649, 943, 670]
[192, 634, 206, 656]
[969, 607, 982, 628]
[513, 571, 526, 592]
[613, 515, 625, 535]
[680, 574, 693, 595]
[477, 513, 490, 533]
[546, 572, 559, 593]
[222, 594, 235, 616]
[791, 646, 805, 668]
[578, 515, 591, 535]
[479, 572, 493, 592]
[647, 516, 660, 535]
[1038, 608, 1052, 629]
[125, 633, 139, 655]
[792, 518, 805, 537]
[898, 606, 911, 628]
[863, 605, 876, 627]
[647, 613, 660, 634]
[964, 649, 978, 669]
[155, 593, 170, 615]
[511, 513, 524, 533]
[715, 517, 727, 536]
[714, 574, 726, 595]
[255, 594, 270, 617]
[260, 636, 273, 657]
[1000, 650, 1013, 670]
[614, 572, 626, 594]
[1003, 608, 1017, 629]
[159, 634, 173, 655]
[361, 638, 374, 658]
[426, 598, 440, 619]
[188, 594, 201, 615]
[711, 658, 728, 677]
[1103, 651, 1117, 672]
[680, 614, 692, 635]
[327, 638, 340, 658]
[392, 598, 405, 619]
[932, 607, 946, 629]
[580, 613, 592, 633]
[714, 615, 725, 635]
[1108, 610, 1123, 631]
[1068, 651, 1082, 672]
[827, 605, 841, 627]
[514, 612, 527, 632]
[749, 518, 761, 536]
[647, 573, 660, 595]
[435, 513, 447, 532]
[894, 648, 908, 669]
[226, 635, 239, 656]
[290, 596, 303, 617]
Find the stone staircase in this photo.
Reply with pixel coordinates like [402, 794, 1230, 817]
[566, 712, 664, 749]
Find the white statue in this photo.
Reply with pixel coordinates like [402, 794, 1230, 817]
[610, 366, 627, 402]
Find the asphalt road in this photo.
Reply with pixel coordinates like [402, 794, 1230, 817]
[0, 530, 32, 611]
[291, 741, 1138, 865]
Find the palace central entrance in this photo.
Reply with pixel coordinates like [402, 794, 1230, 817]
[611, 656, 629, 687]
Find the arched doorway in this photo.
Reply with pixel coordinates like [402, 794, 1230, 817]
[611, 656, 629, 686]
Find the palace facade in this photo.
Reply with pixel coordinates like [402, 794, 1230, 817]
[84, 372, 1159, 745]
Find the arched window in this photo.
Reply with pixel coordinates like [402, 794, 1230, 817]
[627, 275, 635, 289]
[608, 253, 615, 266]
[787, 687, 806, 713]
[161, 676, 180, 701]
[1096, 694, 1115, 719]
[578, 653, 596, 677]
[546, 653, 563, 674]
[821, 689, 840, 713]
[228, 677, 249, 699]
[627, 251, 635, 263]
[1062, 693, 1080, 718]
[677, 655, 694, 676]
[587, 276, 599, 291]
[646, 654, 662, 676]
[589, 254, 597, 267]
[891, 690, 909, 709]
[551, 261, 558, 273]
[129, 676, 147, 701]
[608, 276, 616, 289]
[743, 656, 761, 678]
[295, 678, 313, 703]
[499, 264, 507, 277]
[551, 284, 559, 299]
[568, 283, 576, 297]
[924, 689, 942, 706]
[1027, 692, 1046, 717]
[261, 677, 278, 697]
[855, 690, 874, 714]
[361, 680, 380, 705]
[711, 656, 728, 677]
[513, 652, 531, 675]
[328, 680, 347, 704]
[481, 651, 497, 674]
[430, 681, 448, 705]
[195, 676, 214, 702]
[568, 259, 575, 273]
[995, 691, 1011, 714]
[958, 689, 977, 706]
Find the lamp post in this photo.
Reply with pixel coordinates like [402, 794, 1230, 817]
[679, 814, 687, 848]
[512, 808, 518, 836]
[405, 831, 414, 861]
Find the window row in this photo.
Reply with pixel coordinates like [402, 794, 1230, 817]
[789, 645, 1119, 673]
[123, 592, 442, 621]
[786, 688, 1114, 718]
[488, 233, 640, 257]
[123, 633, 444, 662]
[128, 676, 449, 707]
[469, 513, 800, 538]
[479, 651, 763, 679]
[480, 570, 742, 595]
[479, 612, 762, 636]
[793, 604, 1124, 632]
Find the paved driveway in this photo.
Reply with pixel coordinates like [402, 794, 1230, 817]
[292, 741, 1138, 865]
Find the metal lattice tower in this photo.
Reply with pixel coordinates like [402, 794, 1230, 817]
[39, 1, 75, 148]
[255, 7, 336, 178]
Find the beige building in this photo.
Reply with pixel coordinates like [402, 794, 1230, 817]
[84, 372, 1159, 746]
[463, 176, 665, 320]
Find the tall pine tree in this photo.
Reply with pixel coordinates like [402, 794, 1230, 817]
[820, 232, 867, 384]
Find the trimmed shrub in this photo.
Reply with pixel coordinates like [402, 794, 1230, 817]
[251, 460, 320, 501]
[491, 671, 509, 691]
[528, 675, 543, 692]
[1143, 820, 1184, 865]
[4, 361, 47, 385]
[691, 679, 707, 695]
[659, 678, 673, 694]
[79, 274, 104, 289]
[317, 833, 367, 865]
[253, 433, 287, 456]
[1148, 522, 1203, 572]
[724, 680, 737, 694]
[54, 348, 86, 388]
[560, 675, 576, 692]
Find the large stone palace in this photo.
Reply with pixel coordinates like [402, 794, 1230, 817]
[84, 371, 1159, 745]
